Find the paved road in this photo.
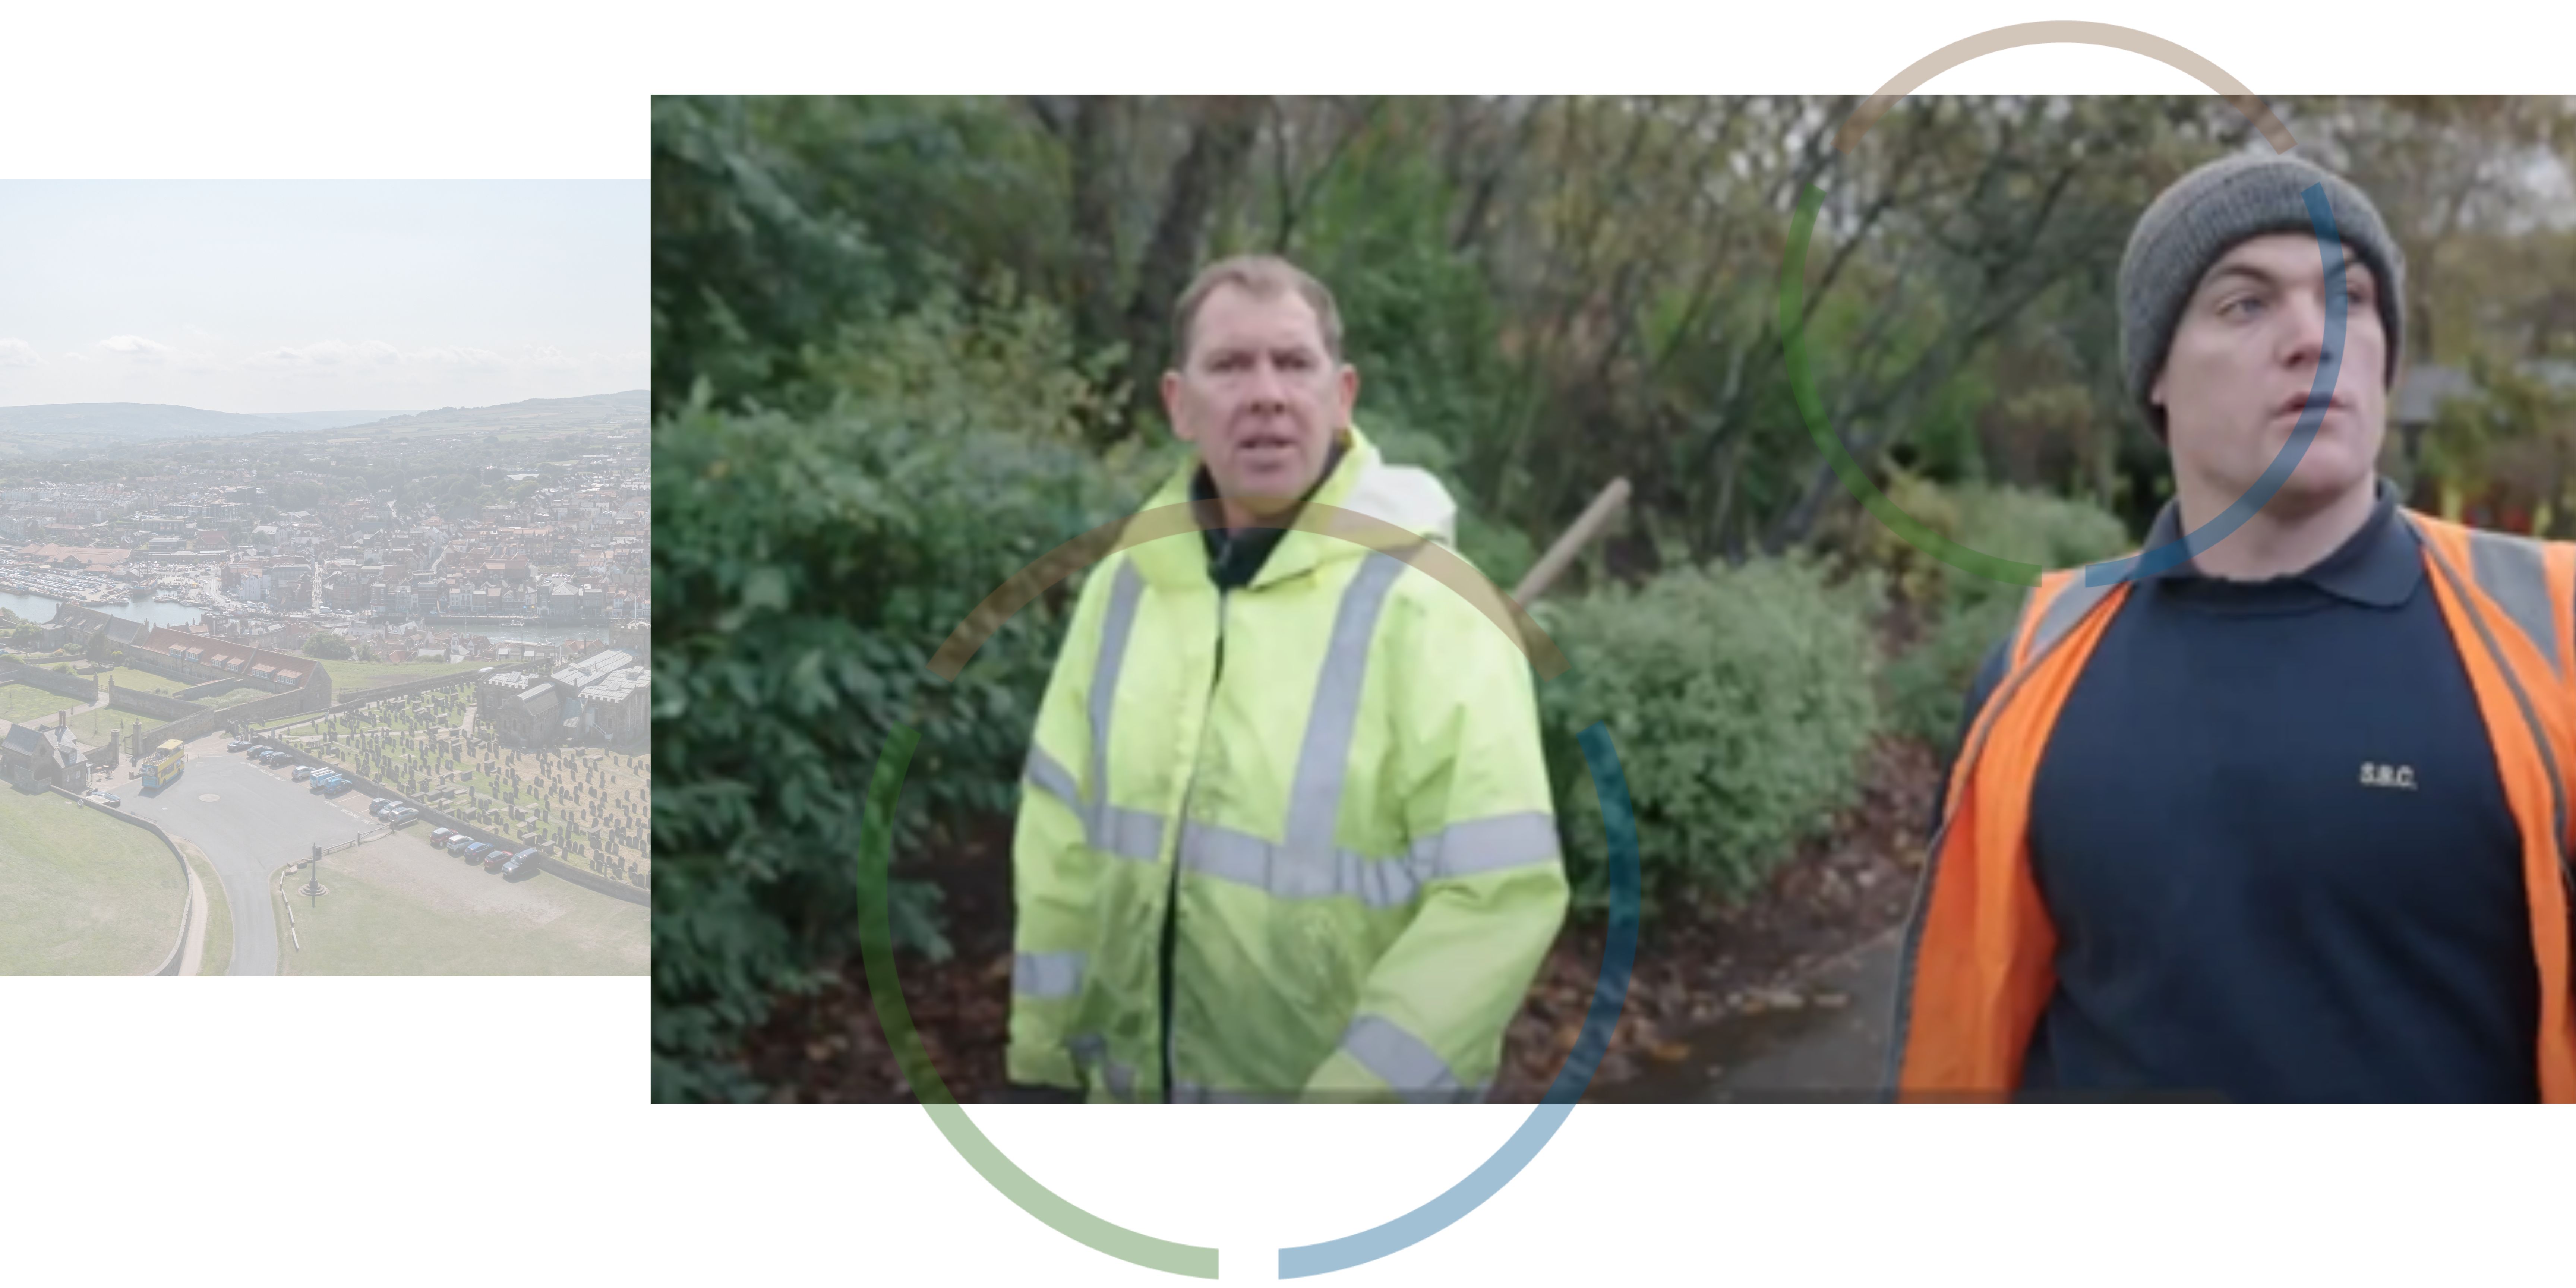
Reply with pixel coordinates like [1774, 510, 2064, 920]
[121, 736, 392, 976]
[1597, 929, 1903, 1103]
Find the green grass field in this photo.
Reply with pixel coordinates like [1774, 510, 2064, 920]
[273, 843, 647, 976]
[91, 665, 193, 697]
[0, 789, 186, 975]
[0, 681, 93, 726]
[306, 658, 488, 696]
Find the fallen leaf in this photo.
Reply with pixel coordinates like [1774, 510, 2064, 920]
[1647, 1041, 1691, 1064]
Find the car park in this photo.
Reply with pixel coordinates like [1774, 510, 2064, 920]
[499, 847, 539, 877]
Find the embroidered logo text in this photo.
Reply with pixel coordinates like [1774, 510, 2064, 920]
[2359, 761, 2417, 791]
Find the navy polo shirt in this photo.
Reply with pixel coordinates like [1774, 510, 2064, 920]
[1936, 477, 2542, 1101]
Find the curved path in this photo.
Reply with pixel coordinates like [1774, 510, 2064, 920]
[121, 733, 388, 976]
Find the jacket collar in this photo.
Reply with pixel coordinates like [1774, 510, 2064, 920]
[1126, 423, 1388, 593]
[2140, 475, 2419, 608]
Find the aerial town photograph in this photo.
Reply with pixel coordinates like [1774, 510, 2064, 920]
[0, 178, 647, 976]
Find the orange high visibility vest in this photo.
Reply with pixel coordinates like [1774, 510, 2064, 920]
[1891, 509, 2576, 1102]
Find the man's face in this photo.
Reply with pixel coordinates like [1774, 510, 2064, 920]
[1162, 283, 1358, 515]
[2153, 231, 2389, 512]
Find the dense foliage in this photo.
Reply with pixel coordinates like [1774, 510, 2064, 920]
[1533, 554, 1885, 915]
[650, 296, 1162, 1101]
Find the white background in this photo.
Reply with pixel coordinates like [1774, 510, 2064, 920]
[8, 3, 2576, 1286]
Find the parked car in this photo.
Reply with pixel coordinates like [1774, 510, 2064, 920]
[227, 738, 251, 752]
[499, 847, 539, 877]
[321, 778, 354, 797]
[291, 765, 315, 781]
[388, 807, 420, 827]
[83, 791, 123, 811]
[462, 841, 491, 862]
[369, 798, 396, 818]
[430, 827, 455, 846]
[445, 833, 476, 853]
[482, 846, 514, 872]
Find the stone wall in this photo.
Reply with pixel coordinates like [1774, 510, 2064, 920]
[0, 657, 102, 704]
[107, 684, 209, 722]
[146, 685, 319, 748]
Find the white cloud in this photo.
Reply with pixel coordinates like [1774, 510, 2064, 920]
[96, 333, 177, 363]
[0, 338, 41, 368]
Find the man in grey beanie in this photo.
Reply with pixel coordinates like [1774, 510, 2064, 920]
[1888, 151, 2576, 1104]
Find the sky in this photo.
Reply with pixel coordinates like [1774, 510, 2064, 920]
[0, 180, 644, 415]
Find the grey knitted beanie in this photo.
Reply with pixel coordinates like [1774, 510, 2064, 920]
[2119, 151, 2406, 440]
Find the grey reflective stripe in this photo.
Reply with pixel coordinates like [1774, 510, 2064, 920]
[1282, 547, 1416, 858]
[2468, 527, 2558, 671]
[1337, 1014, 1476, 1102]
[1077, 559, 1159, 860]
[1181, 810, 1558, 908]
[1408, 811, 1559, 880]
[1066, 1033, 1137, 1100]
[1027, 742, 1159, 861]
[2424, 537, 2571, 871]
[1181, 820, 1416, 905]
[2026, 575, 2116, 666]
[1086, 559, 1147, 854]
[1024, 744, 1081, 811]
[1177, 543, 1521, 907]
[1012, 950, 1085, 999]
[1096, 805, 1165, 863]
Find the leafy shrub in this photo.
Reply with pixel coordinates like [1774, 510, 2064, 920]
[1531, 553, 1885, 917]
[1878, 480, 2132, 752]
[652, 300, 1145, 1103]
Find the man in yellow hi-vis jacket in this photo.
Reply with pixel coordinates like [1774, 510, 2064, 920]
[1003, 255, 1570, 1103]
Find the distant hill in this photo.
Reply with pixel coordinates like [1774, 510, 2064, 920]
[246, 409, 421, 432]
[0, 391, 647, 458]
[0, 402, 309, 442]
[325, 390, 648, 437]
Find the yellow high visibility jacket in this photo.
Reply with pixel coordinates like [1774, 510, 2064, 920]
[1006, 424, 1570, 1102]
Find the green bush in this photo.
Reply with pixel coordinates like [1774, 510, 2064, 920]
[1532, 553, 1885, 917]
[1879, 481, 2132, 752]
[652, 300, 1145, 1103]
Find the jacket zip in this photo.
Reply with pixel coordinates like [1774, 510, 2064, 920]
[1159, 584, 1228, 1101]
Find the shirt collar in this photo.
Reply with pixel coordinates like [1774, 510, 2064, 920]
[2140, 476, 2419, 608]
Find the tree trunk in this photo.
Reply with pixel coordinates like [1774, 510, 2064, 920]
[1121, 95, 1267, 432]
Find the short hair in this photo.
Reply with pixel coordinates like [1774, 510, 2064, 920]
[1169, 254, 1345, 369]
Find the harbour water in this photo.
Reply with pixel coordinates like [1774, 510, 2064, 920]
[0, 589, 207, 630]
